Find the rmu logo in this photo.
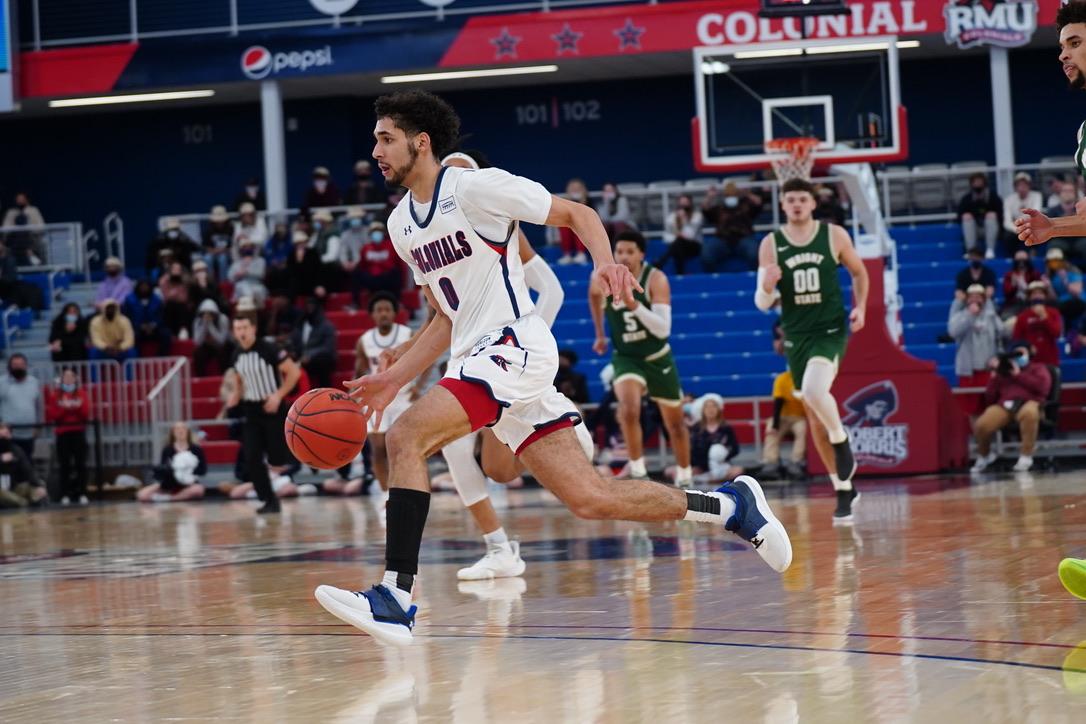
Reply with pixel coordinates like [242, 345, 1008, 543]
[842, 380, 909, 467]
[944, 0, 1038, 49]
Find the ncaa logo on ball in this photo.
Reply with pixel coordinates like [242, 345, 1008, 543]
[241, 46, 273, 80]
[240, 44, 334, 80]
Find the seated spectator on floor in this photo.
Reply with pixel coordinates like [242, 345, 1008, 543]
[263, 221, 292, 294]
[702, 182, 763, 272]
[1044, 181, 1086, 261]
[287, 230, 325, 300]
[949, 283, 1005, 387]
[346, 160, 385, 206]
[971, 341, 1052, 474]
[557, 178, 593, 265]
[89, 300, 135, 363]
[202, 205, 234, 281]
[352, 220, 401, 305]
[598, 182, 637, 240]
[0, 242, 44, 310]
[304, 166, 342, 209]
[158, 261, 194, 337]
[1013, 281, 1062, 366]
[46, 369, 89, 505]
[146, 218, 198, 274]
[233, 177, 265, 212]
[137, 422, 208, 503]
[1003, 172, 1043, 239]
[193, 299, 232, 376]
[123, 280, 171, 356]
[955, 247, 997, 300]
[232, 202, 267, 254]
[2, 192, 46, 265]
[656, 193, 703, 275]
[1043, 247, 1085, 327]
[0, 422, 47, 509]
[675, 393, 742, 484]
[1001, 250, 1043, 318]
[291, 298, 337, 389]
[0, 354, 41, 460]
[813, 184, 847, 226]
[189, 259, 226, 313]
[228, 237, 268, 308]
[49, 303, 88, 362]
[762, 369, 807, 478]
[958, 172, 1003, 258]
[95, 256, 134, 310]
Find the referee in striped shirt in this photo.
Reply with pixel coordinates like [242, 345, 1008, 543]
[226, 312, 300, 514]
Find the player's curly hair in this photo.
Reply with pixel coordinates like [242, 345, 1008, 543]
[374, 91, 461, 160]
[1057, 0, 1086, 31]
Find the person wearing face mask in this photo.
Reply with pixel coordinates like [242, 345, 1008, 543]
[957, 172, 1003, 258]
[656, 193, 704, 275]
[286, 230, 325, 301]
[0, 422, 47, 509]
[0, 354, 42, 461]
[310, 208, 343, 291]
[1000, 250, 1043, 318]
[346, 160, 387, 206]
[972, 341, 1052, 473]
[89, 300, 136, 362]
[596, 182, 637, 241]
[557, 178, 594, 265]
[262, 222, 292, 295]
[703, 182, 765, 272]
[193, 299, 232, 377]
[158, 261, 195, 335]
[1043, 246, 1086, 327]
[954, 247, 997, 301]
[353, 220, 403, 306]
[95, 257, 134, 310]
[338, 207, 367, 302]
[45, 368, 89, 505]
[122, 280, 171, 356]
[228, 238, 268, 307]
[1041, 182, 1086, 260]
[948, 283, 1006, 387]
[232, 202, 268, 256]
[189, 259, 226, 313]
[2, 192, 46, 266]
[49, 303, 88, 362]
[290, 297, 337, 388]
[1003, 172, 1043, 236]
[202, 205, 234, 282]
[303, 166, 343, 209]
[233, 177, 266, 212]
[146, 218, 198, 274]
[1012, 281, 1063, 366]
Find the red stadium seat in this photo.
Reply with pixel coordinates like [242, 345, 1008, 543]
[203, 441, 239, 465]
[191, 376, 223, 397]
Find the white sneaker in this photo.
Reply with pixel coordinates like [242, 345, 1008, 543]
[314, 584, 416, 646]
[78, 495, 89, 505]
[60, 496, 70, 506]
[572, 252, 588, 264]
[1012, 455, 1034, 472]
[457, 541, 526, 581]
[971, 452, 997, 473]
[151, 493, 172, 503]
[557, 254, 574, 265]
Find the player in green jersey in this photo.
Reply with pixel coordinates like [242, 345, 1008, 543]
[1017, 1, 1086, 246]
[755, 178, 869, 522]
[590, 230, 692, 484]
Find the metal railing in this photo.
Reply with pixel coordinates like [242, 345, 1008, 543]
[145, 356, 193, 465]
[2, 222, 83, 273]
[159, 203, 386, 244]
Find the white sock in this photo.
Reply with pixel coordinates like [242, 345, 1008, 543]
[683, 489, 738, 525]
[628, 457, 647, 477]
[830, 474, 852, 492]
[381, 571, 413, 609]
[483, 527, 511, 553]
[828, 428, 847, 445]
[675, 465, 693, 482]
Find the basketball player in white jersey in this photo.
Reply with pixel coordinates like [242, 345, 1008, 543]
[314, 90, 792, 645]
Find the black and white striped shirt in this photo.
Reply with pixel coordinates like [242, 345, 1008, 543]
[231, 340, 285, 402]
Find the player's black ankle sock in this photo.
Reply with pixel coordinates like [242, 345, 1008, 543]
[385, 488, 431, 591]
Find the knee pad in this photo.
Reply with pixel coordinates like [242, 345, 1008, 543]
[443, 432, 489, 507]
[800, 358, 836, 399]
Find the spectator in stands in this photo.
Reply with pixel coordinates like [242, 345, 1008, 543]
[0, 242, 44, 311]
[123, 280, 171, 357]
[310, 209, 342, 290]
[137, 422, 208, 503]
[339, 207, 366, 296]
[189, 259, 226, 314]
[0, 422, 47, 509]
[557, 178, 593, 265]
[351, 220, 402, 305]
[763, 369, 807, 479]
[703, 182, 764, 272]
[955, 247, 997, 300]
[192, 299, 231, 377]
[1001, 249, 1043, 318]
[202, 205, 234, 281]
[597, 182, 637, 241]
[158, 261, 194, 337]
[89, 300, 135, 363]
[291, 297, 336, 389]
[232, 202, 267, 255]
[683, 393, 743, 484]
[0, 354, 41, 460]
[1013, 281, 1062, 366]
[45, 368, 89, 505]
[1046, 174, 1071, 208]
[948, 283, 1005, 387]
[263, 221, 291, 294]
[700, 185, 724, 226]
[345, 160, 385, 206]
[555, 349, 589, 404]
[814, 184, 847, 226]
[1044, 181, 1086, 261]
[146, 218, 199, 274]
[233, 176, 265, 211]
[228, 237, 268, 308]
[1003, 172, 1043, 238]
[658, 193, 703, 275]
[958, 172, 1003, 258]
[304, 166, 342, 209]
[971, 341, 1052, 473]
[1044, 247, 1085, 327]
[2, 192, 46, 265]
[95, 256, 134, 309]
[286, 230, 325, 301]
[49, 302, 87, 362]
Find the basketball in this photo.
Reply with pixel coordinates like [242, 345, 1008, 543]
[284, 388, 368, 470]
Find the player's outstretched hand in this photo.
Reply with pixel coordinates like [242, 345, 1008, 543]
[849, 306, 865, 333]
[596, 262, 643, 307]
[1015, 209, 1054, 247]
[343, 371, 399, 430]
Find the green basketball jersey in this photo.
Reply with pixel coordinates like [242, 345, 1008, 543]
[1076, 121, 1086, 181]
[605, 263, 669, 358]
[774, 222, 846, 336]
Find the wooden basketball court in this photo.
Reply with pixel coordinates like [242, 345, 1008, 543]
[2, 474, 1085, 721]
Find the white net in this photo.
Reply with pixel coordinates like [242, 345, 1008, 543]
[765, 137, 820, 182]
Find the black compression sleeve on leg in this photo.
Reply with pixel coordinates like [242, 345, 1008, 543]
[385, 488, 432, 577]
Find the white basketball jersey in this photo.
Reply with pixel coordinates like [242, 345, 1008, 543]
[359, 324, 413, 403]
[388, 165, 552, 358]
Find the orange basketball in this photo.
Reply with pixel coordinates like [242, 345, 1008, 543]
[284, 388, 368, 470]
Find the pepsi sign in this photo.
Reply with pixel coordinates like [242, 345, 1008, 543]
[240, 45, 334, 80]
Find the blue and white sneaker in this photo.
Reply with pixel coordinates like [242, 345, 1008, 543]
[717, 475, 793, 573]
[314, 584, 417, 645]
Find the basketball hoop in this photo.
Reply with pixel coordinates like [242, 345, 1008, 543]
[765, 137, 820, 182]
